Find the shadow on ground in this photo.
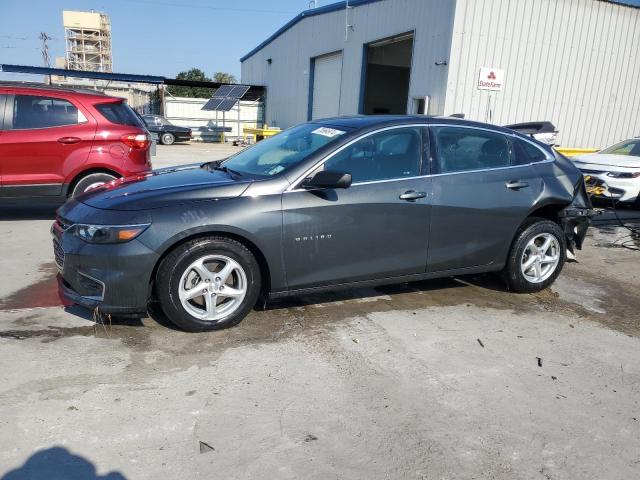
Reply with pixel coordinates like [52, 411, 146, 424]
[0, 204, 59, 221]
[1, 446, 127, 480]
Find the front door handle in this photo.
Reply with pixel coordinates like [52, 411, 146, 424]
[506, 180, 529, 190]
[399, 190, 427, 201]
[57, 136, 81, 145]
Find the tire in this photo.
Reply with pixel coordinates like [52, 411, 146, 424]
[160, 133, 175, 145]
[70, 173, 117, 197]
[156, 237, 261, 332]
[504, 218, 566, 293]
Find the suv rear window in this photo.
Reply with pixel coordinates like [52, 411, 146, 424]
[96, 101, 144, 127]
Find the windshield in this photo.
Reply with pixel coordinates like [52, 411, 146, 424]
[221, 124, 347, 177]
[600, 139, 640, 156]
[143, 115, 172, 126]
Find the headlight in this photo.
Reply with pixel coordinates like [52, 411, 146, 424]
[606, 171, 640, 179]
[73, 224, 150, 243]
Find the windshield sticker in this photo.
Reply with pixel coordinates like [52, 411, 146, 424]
[312, 127, 346, 138]
[267, 165, 286, 175]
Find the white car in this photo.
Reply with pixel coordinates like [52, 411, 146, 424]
[571, 137, 640, 207]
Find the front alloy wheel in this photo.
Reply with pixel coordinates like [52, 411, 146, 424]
[178, 255, 247, 321]
[156, 237, 261, 331]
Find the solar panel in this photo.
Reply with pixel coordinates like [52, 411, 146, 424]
[217, 98, 238, 111]
[203, 84, 250, 111]
[212, 84, 250, 99]
[201, 97, 238, 111]
[229, 85, 250, 99]
[202, 98, 225, 111]
[212, 85, 235, 98]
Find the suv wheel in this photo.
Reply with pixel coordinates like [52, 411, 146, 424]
[156, 237, 261, 331]
[70, 173, 117, 197]
[160, 133, 175, 145]
[505, 219, 566, 293]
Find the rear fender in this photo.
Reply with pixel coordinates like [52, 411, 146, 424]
[558, 178, 600, 252]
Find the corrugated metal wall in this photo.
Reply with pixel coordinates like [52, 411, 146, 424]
[241, 0, 456, 129]
[445, 0, 640, 147]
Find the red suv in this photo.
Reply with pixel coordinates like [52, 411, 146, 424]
[0, 84, 152, 199]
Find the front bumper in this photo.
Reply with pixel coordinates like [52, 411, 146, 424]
[175, 132, 192, 141]
[52, 217, 158, 314]
[582, 172, 640, 203]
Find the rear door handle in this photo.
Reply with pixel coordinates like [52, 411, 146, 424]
[57, 136, 81, 145]
[399, 190, 427, 201]
[506, 180, 529, 190]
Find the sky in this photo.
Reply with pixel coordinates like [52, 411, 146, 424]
[0, 0, 312, 80]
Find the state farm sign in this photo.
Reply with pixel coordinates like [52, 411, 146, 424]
[478, 67, 504, 91]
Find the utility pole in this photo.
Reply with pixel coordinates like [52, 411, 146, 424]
[39, 32, 52, 84]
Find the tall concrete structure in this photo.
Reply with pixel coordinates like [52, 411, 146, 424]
[63, 10, 113, 73]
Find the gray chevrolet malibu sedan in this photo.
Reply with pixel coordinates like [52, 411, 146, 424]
[53, 116, 594, 331]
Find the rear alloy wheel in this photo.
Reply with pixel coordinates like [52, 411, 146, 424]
[505, 219, 566, 293]
[70, 173, 117, 197]
[160, 132, 175, 145]
[156, 237, 261, 331]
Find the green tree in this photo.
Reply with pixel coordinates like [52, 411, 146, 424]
[166, 68, 215, 98]
[213, 72, 237, 84]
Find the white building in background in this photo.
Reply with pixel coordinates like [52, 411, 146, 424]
[241, 0, 640, 148]
[63, 10, 113, 73]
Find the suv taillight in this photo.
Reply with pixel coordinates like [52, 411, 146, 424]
[121, 133, 150, 149]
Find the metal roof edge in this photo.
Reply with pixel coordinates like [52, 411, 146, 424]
[0, 64, 165, 84]
[240, 0, 387, 63]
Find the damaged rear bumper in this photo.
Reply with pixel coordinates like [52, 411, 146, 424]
[559, 206, 599, 253]
[559, 179, 600, 253]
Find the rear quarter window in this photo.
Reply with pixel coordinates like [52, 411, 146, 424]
[513, 138, 548, 165]
[96, 102, 144, 127]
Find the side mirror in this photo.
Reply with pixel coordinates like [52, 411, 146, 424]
[303, 170, 352, 189]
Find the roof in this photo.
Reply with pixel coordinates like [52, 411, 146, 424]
[0, 82, 121, 100]
[240, 0, 386, 62]
[0, 64, 164, 84]
[600, 0, 640, 8]
[312, 114, 519, 135]
[0, 64, 266, 97]
[241, 0, 640, 63]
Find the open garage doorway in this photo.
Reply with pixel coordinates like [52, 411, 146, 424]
[361, 33, 414, 115]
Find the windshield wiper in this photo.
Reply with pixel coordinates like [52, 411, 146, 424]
[214, 165, 243, 177]
[201, 160, 243, 177]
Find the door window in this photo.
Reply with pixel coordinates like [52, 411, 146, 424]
[320, 127, 422, 183]
[12, 95, 85, 129]
[433, 127, 510, 174]
[513, 138, 548, 165]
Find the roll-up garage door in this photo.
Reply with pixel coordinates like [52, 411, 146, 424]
[311, 52, 343, 120]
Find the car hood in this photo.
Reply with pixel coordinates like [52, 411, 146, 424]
[78, 165, 252, 211]
[573, 153, 640, 168]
